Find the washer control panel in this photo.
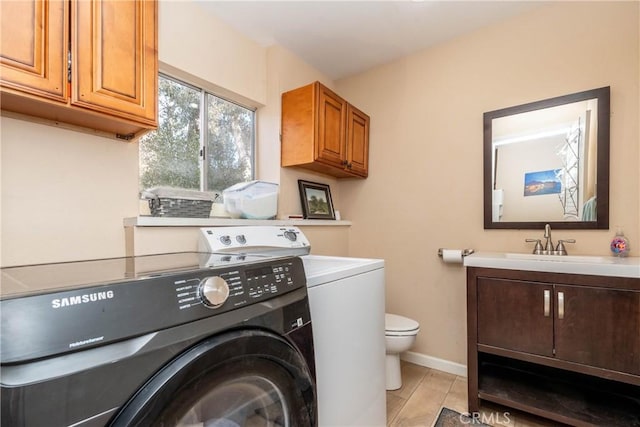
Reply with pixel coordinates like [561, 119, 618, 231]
[174, 258, 299, 312]
[0, 256, 307, 363]
[198, 226, 310, 255]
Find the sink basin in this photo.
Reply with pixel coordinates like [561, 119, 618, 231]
[465, 252, 639, 278]
[505, 253, 612, 264]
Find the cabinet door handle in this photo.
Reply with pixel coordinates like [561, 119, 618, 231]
[543, 290, 550, 317]
[558, 291, 565, 319]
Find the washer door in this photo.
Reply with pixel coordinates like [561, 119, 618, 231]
[110, 329, 316, 427]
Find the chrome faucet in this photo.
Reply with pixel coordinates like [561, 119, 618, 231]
[526, 224, 575, 255]
[543, 223, 554, 253]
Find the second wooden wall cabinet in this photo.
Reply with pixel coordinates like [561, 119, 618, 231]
[281, 81, 370, 178]
[0, 0, 157, 140]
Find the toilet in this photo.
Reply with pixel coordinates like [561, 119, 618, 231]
[385, 313, 420, 390]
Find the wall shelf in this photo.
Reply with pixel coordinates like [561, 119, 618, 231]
[124, 216, 352, 227]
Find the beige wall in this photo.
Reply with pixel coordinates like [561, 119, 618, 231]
[158, 1, 267, 106]
[336, 1, 639, 365]
[1, 118, 140, 265]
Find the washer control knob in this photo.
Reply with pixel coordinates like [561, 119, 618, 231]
[198, 276, 230, 308]
[219, 235, 232, 246]
[236, 234, 246, 244]
[283, 231, 297, 242]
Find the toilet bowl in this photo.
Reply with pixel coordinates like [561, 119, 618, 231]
[385, 313, 420, 390]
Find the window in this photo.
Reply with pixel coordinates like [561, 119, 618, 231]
[139, 74, 255, 194]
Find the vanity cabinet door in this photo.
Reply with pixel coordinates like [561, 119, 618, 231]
[477, 278, 554, 357]
[554, 285, 640, 375]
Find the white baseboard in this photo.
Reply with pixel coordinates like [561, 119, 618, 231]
[400, 351, 467, 377]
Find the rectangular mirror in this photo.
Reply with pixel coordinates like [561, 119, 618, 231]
[484, 87, 610, 229]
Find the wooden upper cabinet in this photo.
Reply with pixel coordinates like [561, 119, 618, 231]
[0, 0, 68, 102]
[282, 81, 370, 178]
[0, 0, 157, 139]
[346, 104, 370, 178]
[72, 0, 157, 127]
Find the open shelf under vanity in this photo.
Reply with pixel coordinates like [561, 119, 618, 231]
[478, 353, 640, 427]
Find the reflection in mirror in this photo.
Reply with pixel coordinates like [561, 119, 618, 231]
[484, 87, 610, 230]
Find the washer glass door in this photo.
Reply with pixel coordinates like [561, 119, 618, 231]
[110, 330, 316, 427]
[178, 374, 289, 426]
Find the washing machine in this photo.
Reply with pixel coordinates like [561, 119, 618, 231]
[199, 226, 387, 426]
[1, 251, 316, 426]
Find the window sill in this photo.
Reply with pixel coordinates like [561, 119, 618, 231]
[123, 216, 352, 227]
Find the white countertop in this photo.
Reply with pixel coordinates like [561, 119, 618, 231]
[464, 252, 640, 278]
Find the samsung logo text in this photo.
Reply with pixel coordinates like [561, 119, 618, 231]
[52, 291, 115, 309]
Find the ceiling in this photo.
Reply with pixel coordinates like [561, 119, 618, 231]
[196, 1, 541, 80]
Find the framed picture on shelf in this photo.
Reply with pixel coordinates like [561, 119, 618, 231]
[298, 180, 336, 220]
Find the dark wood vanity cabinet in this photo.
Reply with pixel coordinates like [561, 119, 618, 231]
[468, 268, 640, 426]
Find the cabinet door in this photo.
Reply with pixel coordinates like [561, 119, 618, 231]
[72, 0, 157, 127]
[555, 285, 640, 375]
[0, 0, 68, 102]
[346, 104, 370, 178]
[477, 278, 554, 356]
[316, 83, 347, 168]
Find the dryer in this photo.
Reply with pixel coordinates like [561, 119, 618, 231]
[301, 255, 386, 427]
[1, 252, 316, 426]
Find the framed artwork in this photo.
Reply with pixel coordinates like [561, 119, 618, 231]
[523, 169, 562, 197]
[298, 180, 335, 220]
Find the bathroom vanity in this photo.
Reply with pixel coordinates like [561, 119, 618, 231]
[465, 253, 640, 426]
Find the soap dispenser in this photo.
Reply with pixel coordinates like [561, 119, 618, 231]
[610, 227, 630, 257]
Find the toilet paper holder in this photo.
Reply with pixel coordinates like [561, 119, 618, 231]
[437, 248, 475, 257]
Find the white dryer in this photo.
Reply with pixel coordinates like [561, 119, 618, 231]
[301, 255, 386, 427]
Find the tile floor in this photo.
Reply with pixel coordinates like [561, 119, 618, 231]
[386, 361, 563, 427]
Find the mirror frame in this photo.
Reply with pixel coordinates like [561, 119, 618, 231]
[484, 86, 610, 230]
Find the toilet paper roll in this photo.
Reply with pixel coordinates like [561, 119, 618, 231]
[441, 249, 464, 264]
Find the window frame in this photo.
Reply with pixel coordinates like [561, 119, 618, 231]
[141, 72, 257, 193]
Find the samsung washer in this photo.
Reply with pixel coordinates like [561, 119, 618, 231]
[1, 252, 316, 426]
